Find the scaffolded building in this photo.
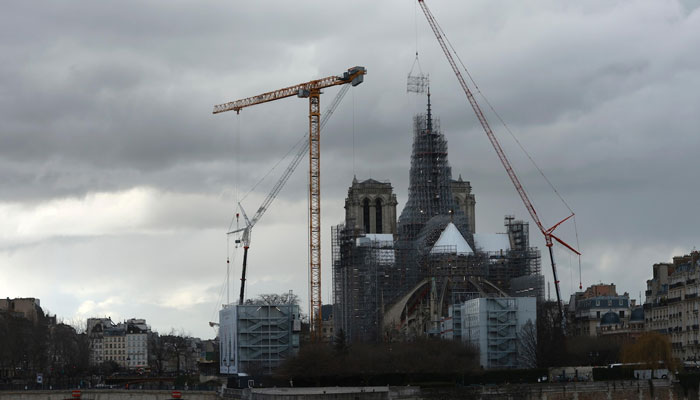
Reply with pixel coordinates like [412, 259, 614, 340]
[486, 216, 543, 300]
[332, 224, 395, 342]
[332, 94, 542, 343]
[446, 297, 537, 369]
[219, 304, 301, 375]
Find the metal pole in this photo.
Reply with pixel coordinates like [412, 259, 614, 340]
[548, 245, 566, 334]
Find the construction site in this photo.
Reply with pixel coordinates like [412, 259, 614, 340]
[213, 0, 580, 374]
[331, 92, 544, 345]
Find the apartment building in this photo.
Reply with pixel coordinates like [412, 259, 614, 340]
[87, 317, 151, 368]
[568, 284, 633, 337]
[645, 251, 700, 360]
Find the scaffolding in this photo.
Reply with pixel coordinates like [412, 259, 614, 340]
[396, 94, 471, 245]
[332, 223, 395, 343]
[485, 298, 518, 368]
[234, 304, 300, 375]
[456, 297, 535, 369]
[393, 94, 472, 304]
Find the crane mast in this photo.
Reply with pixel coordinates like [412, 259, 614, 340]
[215, 67, 366, 339]
[227, 85, 352, 306]
[417, 0, 579, 330]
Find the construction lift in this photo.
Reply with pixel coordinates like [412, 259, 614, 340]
[214, 66, 366, 339]
[226, 85, 353, 306]
[417, 0, 580, 332]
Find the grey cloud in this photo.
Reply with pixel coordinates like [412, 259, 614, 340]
[1, 0, 700, 337]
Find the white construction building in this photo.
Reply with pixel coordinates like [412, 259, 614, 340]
[220, 303, 301, 375]
[445, 297, 536, 369]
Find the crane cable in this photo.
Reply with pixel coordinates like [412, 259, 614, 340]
[441, 18, 574, 216]
[238, 135, 307, 206]
[428, 3, 583, 287]
[211, 225, 240, 325]
[352, 87, 356, 175]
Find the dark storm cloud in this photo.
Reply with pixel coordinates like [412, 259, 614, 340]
[0, 1, 396, 203]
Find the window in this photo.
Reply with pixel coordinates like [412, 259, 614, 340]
[375, 198, 383, 234]
[363, 198, 370, 233]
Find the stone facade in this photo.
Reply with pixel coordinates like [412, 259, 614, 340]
[344, 177, 398, 235]
[451, 175, 476, 235]
[125, 318, 149, 368]
[87, 317, 151, 368]
[645, 251, 700, 361]
[87, 317, 111, 365]
[0, 297, 41, 323]
[568, 284, 633, 337]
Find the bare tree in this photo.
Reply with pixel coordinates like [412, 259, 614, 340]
[66, 317, 87, 334]
[148, 333, 165, 375]
[518, 320, 537, 369]
[162, 330, 190, 373]
[536, 301, 567, 367]
[245, 292, 299, 306]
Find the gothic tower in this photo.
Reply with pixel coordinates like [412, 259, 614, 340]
[451, 175, 476, 235]
[344, 177, 398, 235]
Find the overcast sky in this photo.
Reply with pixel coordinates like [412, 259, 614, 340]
[2, 0, 699, 339]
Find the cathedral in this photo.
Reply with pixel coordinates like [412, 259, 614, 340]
[332, 94, 543, 343]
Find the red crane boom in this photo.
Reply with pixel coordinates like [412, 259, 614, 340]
[418, 0, 580, 330]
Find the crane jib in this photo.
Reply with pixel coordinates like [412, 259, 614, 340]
[212, 67, 366, 115]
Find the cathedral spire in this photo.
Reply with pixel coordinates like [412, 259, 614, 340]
[397, 88, 471, 245]
[426, 88, 432, 134]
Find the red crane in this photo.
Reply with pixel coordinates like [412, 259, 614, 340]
[418, 0, 580, 330]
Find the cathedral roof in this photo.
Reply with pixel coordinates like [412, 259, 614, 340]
[430, 222, 474, 255]
[359, 178, 385, 185]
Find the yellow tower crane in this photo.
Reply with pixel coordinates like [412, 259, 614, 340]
[213, 66, 367, 339]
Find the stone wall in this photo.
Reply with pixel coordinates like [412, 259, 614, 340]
[223, 386, 421, 400]
[0, 389, 219, 400]
[223, 381, 692, 400]
[422, 380, 684, 400]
